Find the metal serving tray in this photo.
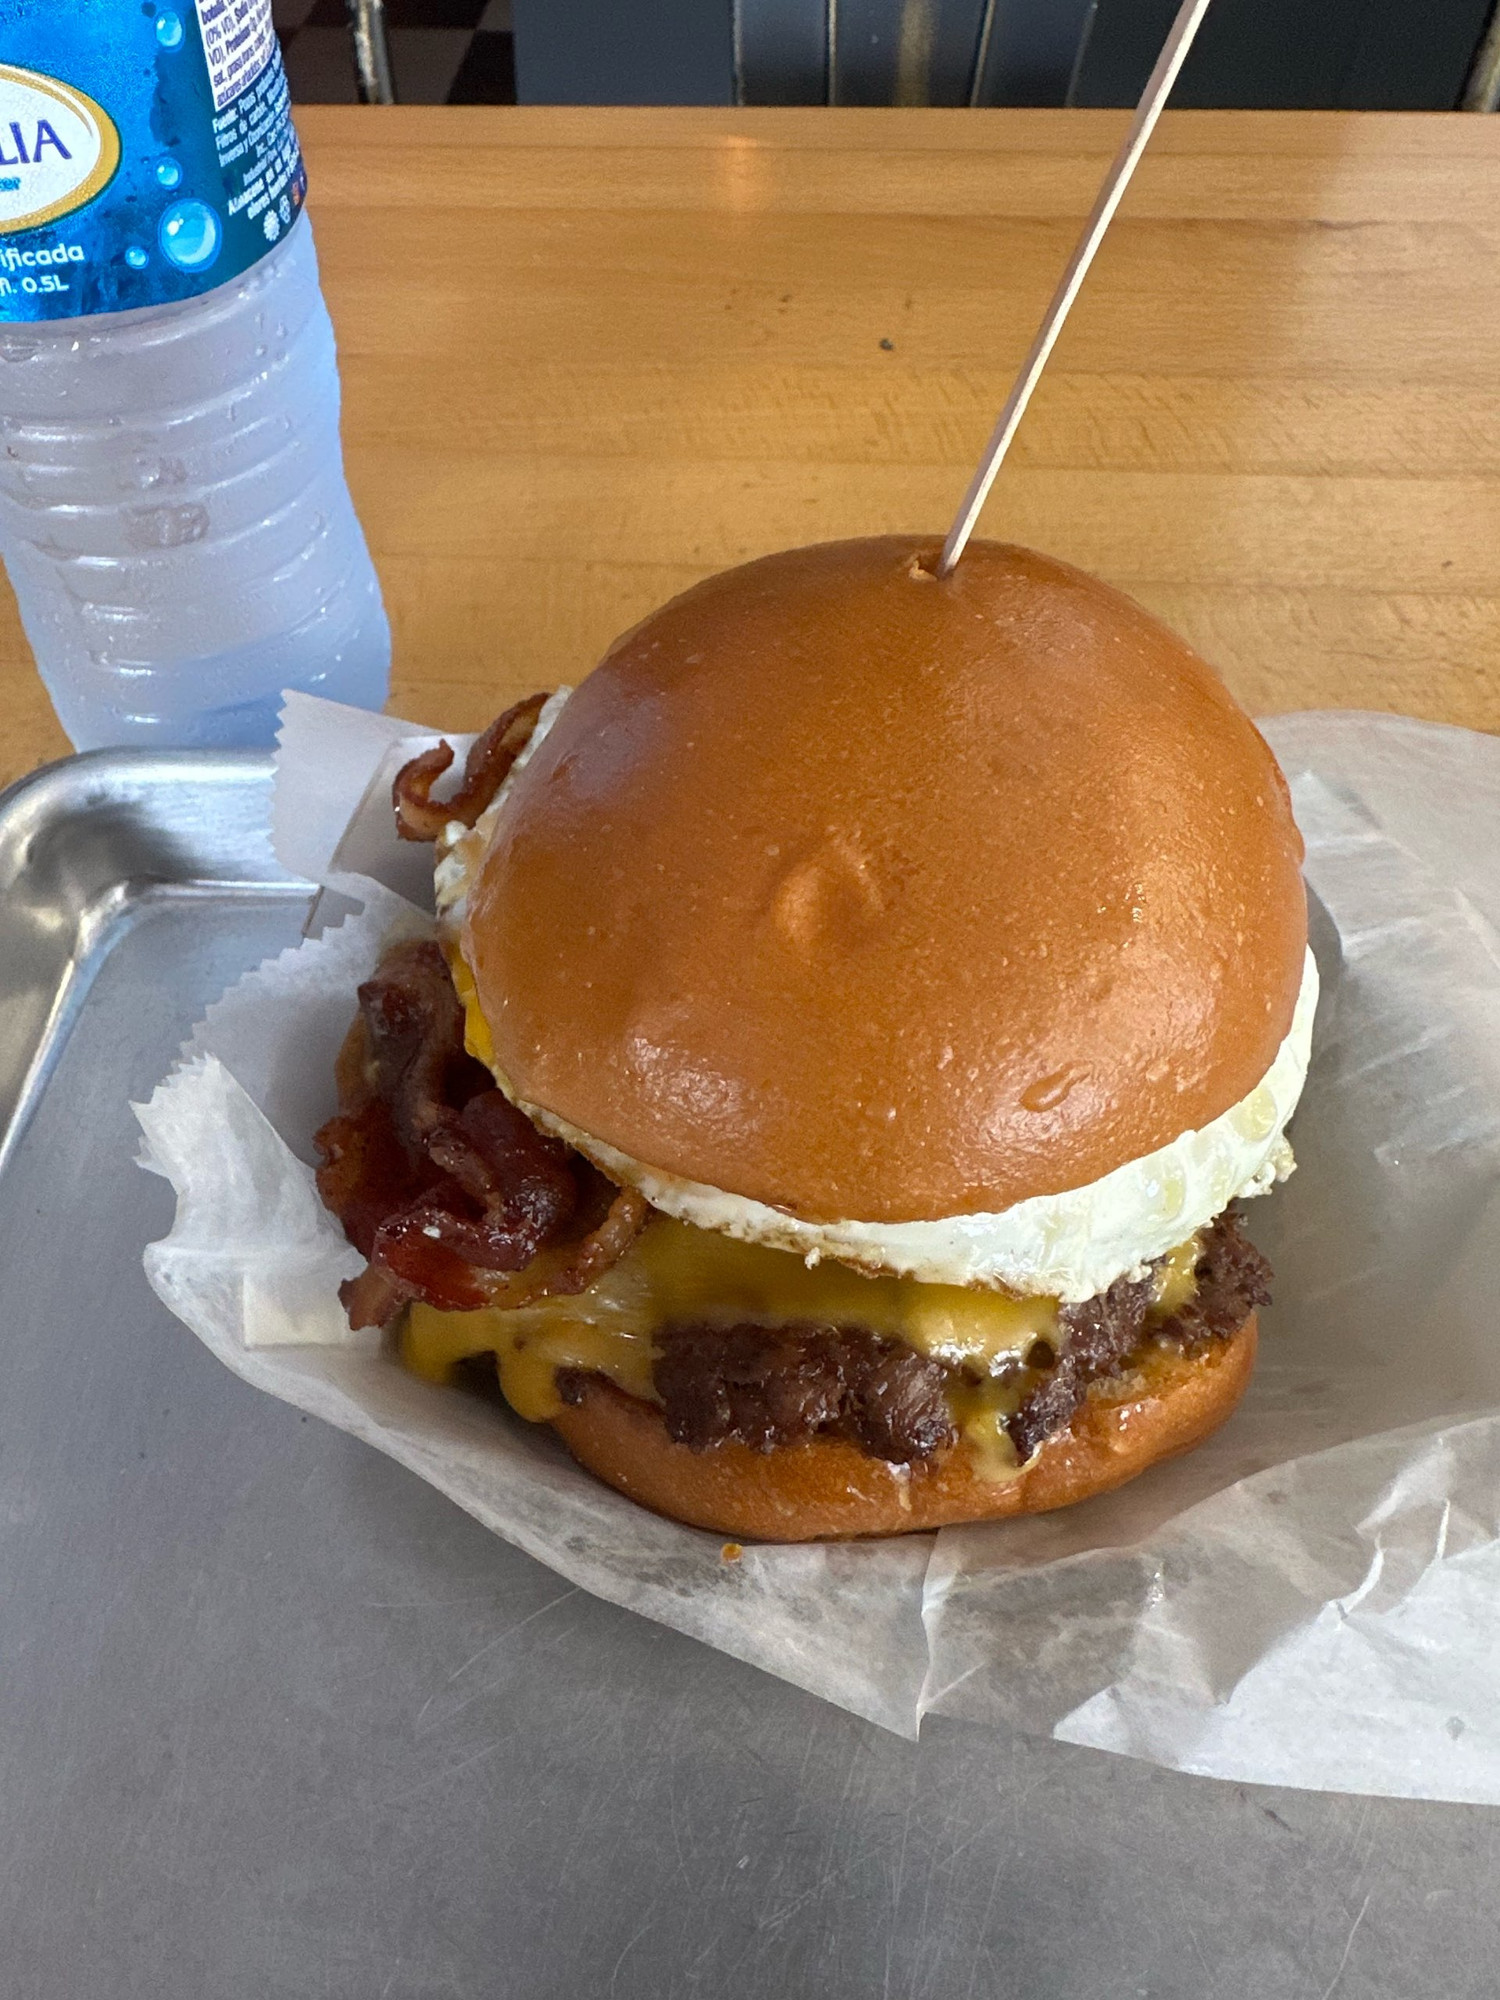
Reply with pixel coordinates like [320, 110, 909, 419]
[0, 751, 1491, 1998]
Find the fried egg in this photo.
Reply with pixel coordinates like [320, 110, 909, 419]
[432, 688, 1316, 1304]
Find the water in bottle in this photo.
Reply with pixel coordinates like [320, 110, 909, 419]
[0, 0, 391, 748]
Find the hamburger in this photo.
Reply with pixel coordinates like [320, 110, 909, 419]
[314, 537, 1314, 1542]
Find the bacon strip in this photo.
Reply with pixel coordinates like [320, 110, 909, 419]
[315, 938, 644, 1330]
[348, 937, 485, 1143]
[339, 1263, 409, 1333]
[392, 691, 550, 842]
[527, 1184, 649, 1302]
[389, 743, 455, 843]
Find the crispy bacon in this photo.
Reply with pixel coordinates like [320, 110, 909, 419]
[315, 937, 644, 1330]
[392, 691, 550, 842]
[349, 939, 491, 1138]
[339, 1263, 409, 1332]
[537, 1183, 649, 1301]
[389, 743, 455, 844]
[314, 1098, 426, 1262]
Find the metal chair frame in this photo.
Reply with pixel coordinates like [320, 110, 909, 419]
[345, 0, 397, 104]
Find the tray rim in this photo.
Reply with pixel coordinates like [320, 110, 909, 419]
[0, 747, 315, 1179]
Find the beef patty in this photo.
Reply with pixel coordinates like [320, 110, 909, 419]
[559, 1210, 1271, 1468]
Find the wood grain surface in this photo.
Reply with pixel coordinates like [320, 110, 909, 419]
[4, 106, 1499, 788]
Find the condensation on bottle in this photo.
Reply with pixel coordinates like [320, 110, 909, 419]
[0, 1, 390, 749]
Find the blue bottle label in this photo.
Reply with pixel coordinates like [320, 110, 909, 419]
[0, 0, 307, 320]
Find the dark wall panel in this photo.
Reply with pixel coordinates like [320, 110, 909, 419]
[1073, 0, 1494, 110]
[973, 0, 1097, 106]
[737, 0, 829, 104]
[831, 0, 988, 106]
[514, 0, 1495, 108]
[513, 0, 735, 104]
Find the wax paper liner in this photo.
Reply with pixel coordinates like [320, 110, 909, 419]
[134, 694, 1500, 1795]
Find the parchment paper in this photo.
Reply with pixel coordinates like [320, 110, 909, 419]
[135, 696, 1500, 1797]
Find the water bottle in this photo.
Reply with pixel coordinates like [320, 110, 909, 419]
[0, 0, 390, 748]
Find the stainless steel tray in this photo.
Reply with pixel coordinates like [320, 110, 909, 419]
[0, 750, 1488, 1998]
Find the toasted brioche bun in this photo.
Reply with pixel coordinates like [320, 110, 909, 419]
[464, 537, 1305, 1224]
[549, 1314, 1257, 1542]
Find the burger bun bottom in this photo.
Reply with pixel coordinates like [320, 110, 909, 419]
[549, 1316, 1258, 1542]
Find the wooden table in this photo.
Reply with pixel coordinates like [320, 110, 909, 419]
[5, 106, 1499, 785]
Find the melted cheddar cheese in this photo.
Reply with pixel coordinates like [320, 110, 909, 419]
[400, 1176, 1208, 1480]
[1153, 1235, 1201, 1318]
[447, 945, 496, 1073]
[942, 1244, 1204, 1478]
[402, 1212, 1204, 1431]
[403, 1213, 1061, 1420]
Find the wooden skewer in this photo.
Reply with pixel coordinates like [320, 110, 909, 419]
[937, 0, 1215, 576]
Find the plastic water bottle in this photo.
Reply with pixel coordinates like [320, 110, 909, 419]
[0, 0, 390, 748]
